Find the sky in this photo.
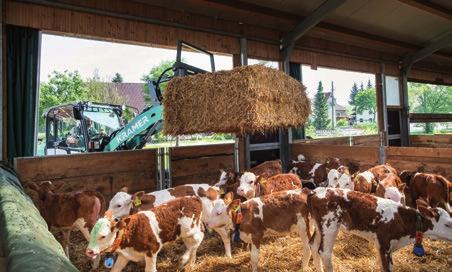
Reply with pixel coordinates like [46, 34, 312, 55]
[40, 34, 374, 107]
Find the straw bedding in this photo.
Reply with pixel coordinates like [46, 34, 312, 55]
[163, 65, 311, 135]
[64, 230, 451, 272]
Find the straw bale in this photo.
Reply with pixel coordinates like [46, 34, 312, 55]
[163, 65, 311, 135]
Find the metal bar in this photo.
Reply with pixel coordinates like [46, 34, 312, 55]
[240, 38, 248, 66]
[387, 134, 402, 140]
[400, 67, 411, 146]
[380, 63, 388, 146]
[281, 0, 346, 49]
[249, 142, 280, 152]
[0, 0, 3, 160]
[33, 31, 42, 156]
[245, 135, 251, 169]
[166, 147, 172, 188]
[403, 30, 452, 68]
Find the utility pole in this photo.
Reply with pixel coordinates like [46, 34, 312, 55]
[331, 81, 336, 129]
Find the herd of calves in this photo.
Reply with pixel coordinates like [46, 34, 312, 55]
[25, 156, 451, 272]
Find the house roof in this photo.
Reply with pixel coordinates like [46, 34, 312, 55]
[335, 104, 346, 111]
[107, 83, 147, 112]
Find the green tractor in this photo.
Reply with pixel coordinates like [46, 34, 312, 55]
[42, 41, 215, 155]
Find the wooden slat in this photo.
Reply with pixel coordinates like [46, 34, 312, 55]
[386, 146, 452, 159]
[15, 149, 156, 183]
[291, 143, 379, 171]
[170, 144, 234, 160]
[293, 135, 379, 146]
[410, 134, 452, 148]
[171, 155, 233, 178]
[14, 149, 158, 201]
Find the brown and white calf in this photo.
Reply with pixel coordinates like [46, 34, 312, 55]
[206, 190, 311, 272]
[400, 171, 450, 213]
[290, 155, 342, 188]
[354, 164, 405, 203]
[307, 187, 452, 272]
[25, 181, 105, 268]
[327, 166, 354, 190]
[236, 172, 302, 199]
[215, 159, 283, 194]
[86, 196, 204, 272]
[107, 184, 232, 257]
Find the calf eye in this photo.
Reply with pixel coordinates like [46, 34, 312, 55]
[116, 204, 122, 208]
[99, 235, 106, 240]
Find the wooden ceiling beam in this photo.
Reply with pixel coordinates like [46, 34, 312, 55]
[398, 0, 452, 21]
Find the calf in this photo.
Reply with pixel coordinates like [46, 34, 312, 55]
[307, 188, 452, 272]
[25, 181, 105, 268]
[327, 166, 354, 190]
[353, 164, 405, 203]
[108, 184, 232, 257]
[86, 196, 204, 272]
[206, 190, 311, 272]
[215, 159, 283, 194]
[400, 171, 450, 213]
[236, 172, 302, 199]
[290, 156, 342, 188]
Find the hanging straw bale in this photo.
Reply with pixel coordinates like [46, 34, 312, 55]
[163, 64, 311, 135]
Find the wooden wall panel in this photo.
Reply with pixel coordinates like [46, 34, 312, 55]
[386, 146, 452, 180]
[15, 149, 157, 200]
[409, 135, 452, 148]
[291, 143, 379, 171]
[170, 144, 234, 186]
[5, 0, 451, 84]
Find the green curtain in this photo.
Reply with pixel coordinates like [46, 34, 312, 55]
[6, 25, 40, 162]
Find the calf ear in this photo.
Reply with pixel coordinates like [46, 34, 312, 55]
[254, 175, 263, 185]
[417, 199, 439, 220]
[132, 191, 145, 202]
[120, 186, 129, 193]
[227, 199, 241, 212]
[398, 183, 407, 191]
[206, 187, 220, 200]
[223, 192, 234, 205]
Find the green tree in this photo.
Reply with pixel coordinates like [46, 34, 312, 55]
[141, 60, 175, 103]
[367, 79, 373, 89]
[408, 83, 452, 133]
[360, 82, 364, 91]
[39, 71, 89, 130]
[354, 87, 377, 121]
[349, 82, 359, 105]
[112, 73, 123, 83]
[313, 81, 330, 130]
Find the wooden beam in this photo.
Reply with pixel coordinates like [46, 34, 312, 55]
[398, 0, 452, 21]
[409, 113, 452, 123]
[403, 30, 452, 68]
[281, 0, 346, 49]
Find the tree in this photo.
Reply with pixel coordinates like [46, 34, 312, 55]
[112, 73, 123, 83]
[349, 82, 359, 105]
[408, 83, 452, 133]
[360, 82, 364, 91]
[313, 81, 330, 130]
[367, 79, 373, 89]
[354, 87, 377, 122]
[141, 60, 175, 103]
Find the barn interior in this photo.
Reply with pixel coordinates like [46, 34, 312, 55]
[0, 0, 451, 271]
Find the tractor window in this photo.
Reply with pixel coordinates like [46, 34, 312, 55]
[84, 110, 121, 136]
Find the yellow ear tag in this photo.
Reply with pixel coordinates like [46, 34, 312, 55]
[133, 197, 142, 207]
[219, 188, 225, 195]
[260, 178, 267, 185]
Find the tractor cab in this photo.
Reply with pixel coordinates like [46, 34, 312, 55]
[43, 102, 126, 155]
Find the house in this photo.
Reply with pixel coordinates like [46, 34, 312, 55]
[324, 92, 348, 127]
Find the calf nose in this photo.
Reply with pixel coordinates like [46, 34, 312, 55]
[237, 187, 245, 195]
[85, 249, 96, 258]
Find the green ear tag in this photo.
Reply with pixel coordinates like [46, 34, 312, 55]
[133, 197, 142, 207]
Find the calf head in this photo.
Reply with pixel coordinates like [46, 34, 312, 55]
[417, 198, 452, 242]
[215, 170, 240, 193]
[207, 192, 240, 230]
[107, 187, 145, 218]
[399, 170, 416, 185]
[86, 217, 121, 259]
[327, 167, 353, 190]
[371, 163, 398, 181]
[375, 175, 406, 204]
[324, 157, 342, 169]
[236, 172, 258, 199]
